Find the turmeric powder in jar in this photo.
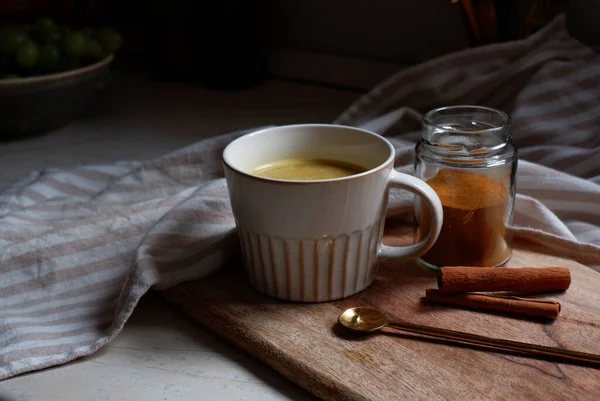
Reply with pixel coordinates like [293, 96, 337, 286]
[414, 106, 517, 269]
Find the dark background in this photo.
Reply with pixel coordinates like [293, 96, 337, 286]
[1, 0, 596, 90]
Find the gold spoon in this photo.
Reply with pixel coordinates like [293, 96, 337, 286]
[338, 307, 600, 366]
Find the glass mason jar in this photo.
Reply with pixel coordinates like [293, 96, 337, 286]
[414, 106, 517, 269]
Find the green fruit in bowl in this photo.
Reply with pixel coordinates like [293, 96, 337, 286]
[16, 40, 39, 68]
[29, 17, 58, 43]
[96, 27, 122, 53]
[81, 28, 95, 37]
[85, 39, 106, 59]
[36, 17, 57, 33]
[38, 43, 60, 69]
[1, 28, 29, 54]
[43, 29, 62, 44]
[64, 31, 87, 56]
[0, 18, 121, 78]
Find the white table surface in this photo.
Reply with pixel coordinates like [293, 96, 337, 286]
[0, 73, 361, 401]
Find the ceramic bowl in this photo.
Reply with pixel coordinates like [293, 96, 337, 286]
[0, 54, 113, 140]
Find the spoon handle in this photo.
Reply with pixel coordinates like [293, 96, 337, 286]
[386, 321, 600, 365]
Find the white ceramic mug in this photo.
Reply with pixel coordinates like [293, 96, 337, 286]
[223, 124, 443, 302]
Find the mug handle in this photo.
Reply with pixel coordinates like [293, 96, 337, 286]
[378, 170, 443, 260]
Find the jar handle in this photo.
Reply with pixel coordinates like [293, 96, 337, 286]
[378, 170, 443, 261]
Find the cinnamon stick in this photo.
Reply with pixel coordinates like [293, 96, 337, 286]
[424, 289, 561, 319]
[437, 267, 571, 294]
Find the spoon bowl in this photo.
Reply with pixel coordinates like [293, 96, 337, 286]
[338, 307, 390, 332]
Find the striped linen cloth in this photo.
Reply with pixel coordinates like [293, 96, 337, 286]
[1, 14, 599, 379]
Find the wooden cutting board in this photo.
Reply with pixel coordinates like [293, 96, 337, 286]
[161, 231, 600, 401]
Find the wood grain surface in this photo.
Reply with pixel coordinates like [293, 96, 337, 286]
[162, 228, 600, 401]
